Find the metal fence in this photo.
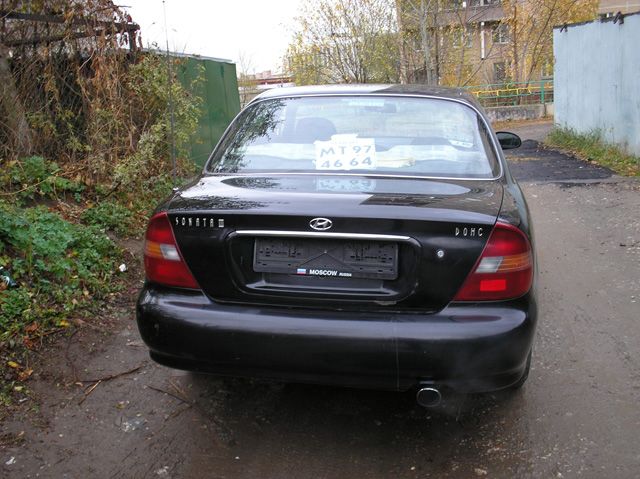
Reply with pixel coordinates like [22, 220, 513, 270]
[554, 13, 640, 156]
[0, 3, 143, 182]
[465, 80, 554, 108]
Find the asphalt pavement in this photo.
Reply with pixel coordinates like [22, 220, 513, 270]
[2, 121, 639, 478]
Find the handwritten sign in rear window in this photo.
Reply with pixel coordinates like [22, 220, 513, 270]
[314, 135, 377, 170]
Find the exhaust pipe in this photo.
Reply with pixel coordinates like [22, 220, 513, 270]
[416, 386, 442, 408]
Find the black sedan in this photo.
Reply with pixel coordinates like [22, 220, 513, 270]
[137, 85, 536, 407]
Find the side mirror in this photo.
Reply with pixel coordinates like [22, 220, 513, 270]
[496, 131, 522, 150]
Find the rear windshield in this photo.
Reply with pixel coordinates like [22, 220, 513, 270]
[206, 95, 499, 178]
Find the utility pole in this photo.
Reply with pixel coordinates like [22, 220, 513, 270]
[163, 0, 176, 186]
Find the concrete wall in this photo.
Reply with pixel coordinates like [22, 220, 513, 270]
[485, 104, 553, 123]
[554, 13, 640, 156]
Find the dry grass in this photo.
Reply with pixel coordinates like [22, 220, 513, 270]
[545, 128, 639, 177]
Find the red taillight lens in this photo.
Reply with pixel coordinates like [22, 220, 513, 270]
[144, 212, 200, 289]
[454, 222, 533, 301]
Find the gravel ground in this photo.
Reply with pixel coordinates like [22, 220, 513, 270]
[2, 121, 639, 478]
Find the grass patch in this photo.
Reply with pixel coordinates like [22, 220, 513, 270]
[81, 200, 135, 237]
[0, 198, 123, 398]
[0, 156, 190, 405]
[545, 128, 640, 176]
[0, 201, 121, 339]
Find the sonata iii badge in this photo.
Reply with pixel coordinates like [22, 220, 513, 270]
[309, 217, 333, 231]
[174, 216, 225, 228]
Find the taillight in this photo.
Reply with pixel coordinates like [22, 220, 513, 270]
[144, 212, 199, 289]
[454, 221, 533, 301]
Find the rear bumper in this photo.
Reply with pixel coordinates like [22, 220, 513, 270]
[136, 284, 537, 393]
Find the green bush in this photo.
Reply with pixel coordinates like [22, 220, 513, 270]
[81, 200, 135, 237]
[0, 200, 120, 337]
[113, 55, 201, 192]
[0, 289, 31, 332]
[82, 175, 182, 238]
[0, 156, 85, 203]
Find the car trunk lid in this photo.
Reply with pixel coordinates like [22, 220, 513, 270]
[168, 174, 502, 312]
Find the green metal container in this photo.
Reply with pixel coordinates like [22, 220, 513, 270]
[175, 53, 241, 167]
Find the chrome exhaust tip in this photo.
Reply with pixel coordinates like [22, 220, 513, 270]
[416, 387, 442, 408]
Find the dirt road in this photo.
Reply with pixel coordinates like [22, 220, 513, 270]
[2, 126, 640, 478]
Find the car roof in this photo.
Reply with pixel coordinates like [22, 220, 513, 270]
[251, 84, 482, 109]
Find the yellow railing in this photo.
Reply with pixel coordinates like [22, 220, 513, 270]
[465, 80, 553, 106]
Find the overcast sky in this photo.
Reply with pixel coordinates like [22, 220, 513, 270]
[122, 0, 304, 73]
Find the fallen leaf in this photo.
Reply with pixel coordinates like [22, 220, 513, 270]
[59, 320, 70, 328]
[18, 368, 33, 381]
[25, 322, 39, 333]
[22, 337, 36, 350]
[7, 361, 20, 369]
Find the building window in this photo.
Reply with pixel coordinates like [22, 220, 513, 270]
[492, 23, 509, 44]
[453, 0, 501, 6]
[469, 0, 501, 5]
[452, 26, 474, 48]
[493, 61, 507, 82]
[447, 0, 465, 8]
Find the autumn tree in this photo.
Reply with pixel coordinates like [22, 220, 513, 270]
[502, 0, 598, 83]
[397, 0, 598, 87]
[284, 0, 400, 85]
[237, 51, 259, 106]
[0, 44, 33, 156]
[397, 0, 505, 87]
[396, 0, 442, 85]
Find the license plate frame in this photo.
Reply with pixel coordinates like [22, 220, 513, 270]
[253, 237, 398, 280]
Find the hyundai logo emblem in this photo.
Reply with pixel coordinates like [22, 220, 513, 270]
[309, 217, 333, 231]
